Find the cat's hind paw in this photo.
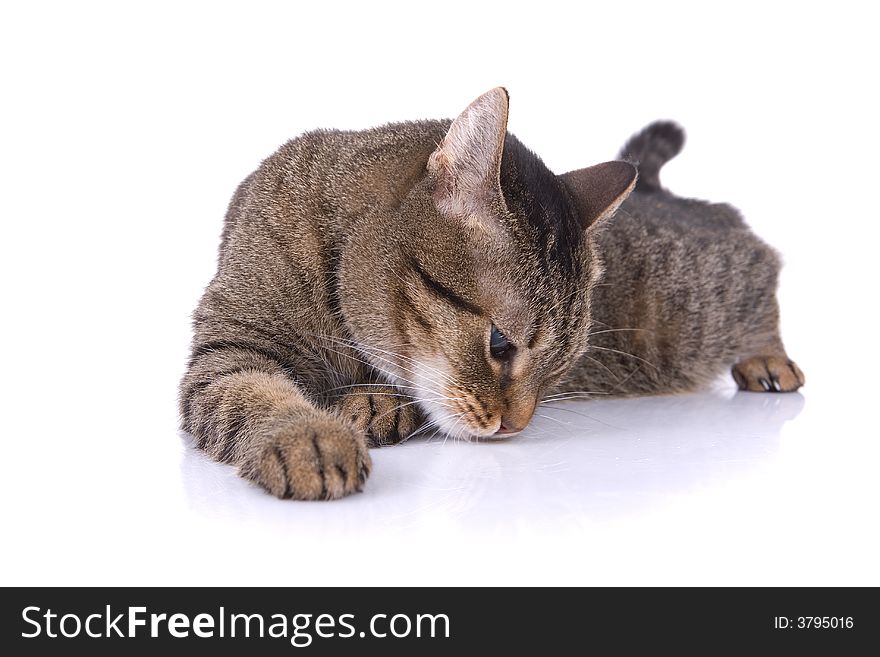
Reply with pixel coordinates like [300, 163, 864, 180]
[337, 385, 422, 447]
[732, 355, 805, 393]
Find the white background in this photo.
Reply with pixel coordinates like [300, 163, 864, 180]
[1, 1, 877, 586]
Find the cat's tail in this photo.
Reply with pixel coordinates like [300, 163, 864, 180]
[618, 121, 685, 193]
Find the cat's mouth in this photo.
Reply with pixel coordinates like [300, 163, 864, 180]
[415, 397, 502, 440]
[402, 357, 534, 439]
[417, 397, 536, 441]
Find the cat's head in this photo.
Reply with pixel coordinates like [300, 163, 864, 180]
[345, 88, 636, 439]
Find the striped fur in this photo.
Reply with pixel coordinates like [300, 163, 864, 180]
[180, 90, 802, 500]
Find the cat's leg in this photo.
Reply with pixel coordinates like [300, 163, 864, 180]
[731, 304, 805, 393]
[336, 385, 425, 447]
[732, 354, 805, 392]
[180, 346, 370, 499]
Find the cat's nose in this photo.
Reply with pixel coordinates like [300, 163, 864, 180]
[494, 400, 536, 436]
[495, 417, 526, 435]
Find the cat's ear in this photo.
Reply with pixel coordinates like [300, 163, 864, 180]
[560, 161, 638, 229]
[428, 87, 509, 221]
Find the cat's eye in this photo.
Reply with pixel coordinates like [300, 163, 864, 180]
[489, 325, 515, 360]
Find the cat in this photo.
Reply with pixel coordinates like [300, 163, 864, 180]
[180, 87, 803, 500]
[563, 121, 805, 398]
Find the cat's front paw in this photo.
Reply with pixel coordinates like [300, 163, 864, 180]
[243, 416, 371, 500]
[732, 355, 805, 392]
[337, 385, 422, 447]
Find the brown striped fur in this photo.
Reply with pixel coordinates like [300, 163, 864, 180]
[555, 121, 803, 398]
[180, 91, 802, 499]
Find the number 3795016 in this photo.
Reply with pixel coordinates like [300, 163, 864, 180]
[774, 616, 854, 629]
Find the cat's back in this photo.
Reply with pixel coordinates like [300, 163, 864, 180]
[223, 119, 449, 240]
[614, 190, 747, 240]
[600, 188, 778, 274]
[198, 119, 450, 356]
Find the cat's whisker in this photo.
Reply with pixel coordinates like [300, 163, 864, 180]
[588, 327, 653, 337]
[539, 403, 620, 429]
[532, 412, 571, 428]
[452, 413, 472, 444]
[353, 348, 453, 393]
[538, 393, 605, 404]
[361, 392, 459, 404]
[313, 333, 458, 387]
[370, 400, 461, 438]
[606, 364, 642, 393]
[541, 392, 607, 401]
[316, 342, 452, 395]
[322, 382, 464, 403]
[310, 344, 425, 393]
[588, 345, 658, 370]
[540, 394, 603, 404]
[580, 353, 621, 382]
[410, 414, 447, 439]
[368, 364, 450, 402]
[421, 410, 466, 439]
[323, 382, 415, 394]
[344, 340, 457, 385]
[542, 390, 608, 399]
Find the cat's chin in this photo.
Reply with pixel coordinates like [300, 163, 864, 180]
[417, 400, 502, 441]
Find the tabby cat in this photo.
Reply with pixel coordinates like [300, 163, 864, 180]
[180, 88, 803, 500]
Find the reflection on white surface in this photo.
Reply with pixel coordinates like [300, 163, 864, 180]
[180, 389, 803, 530]
[165, 377, 879, 586]
[3, 344, 878, 587]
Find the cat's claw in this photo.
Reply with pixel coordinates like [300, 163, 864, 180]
[732, 356, 804, 393]
[337, 385, 423, 447]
